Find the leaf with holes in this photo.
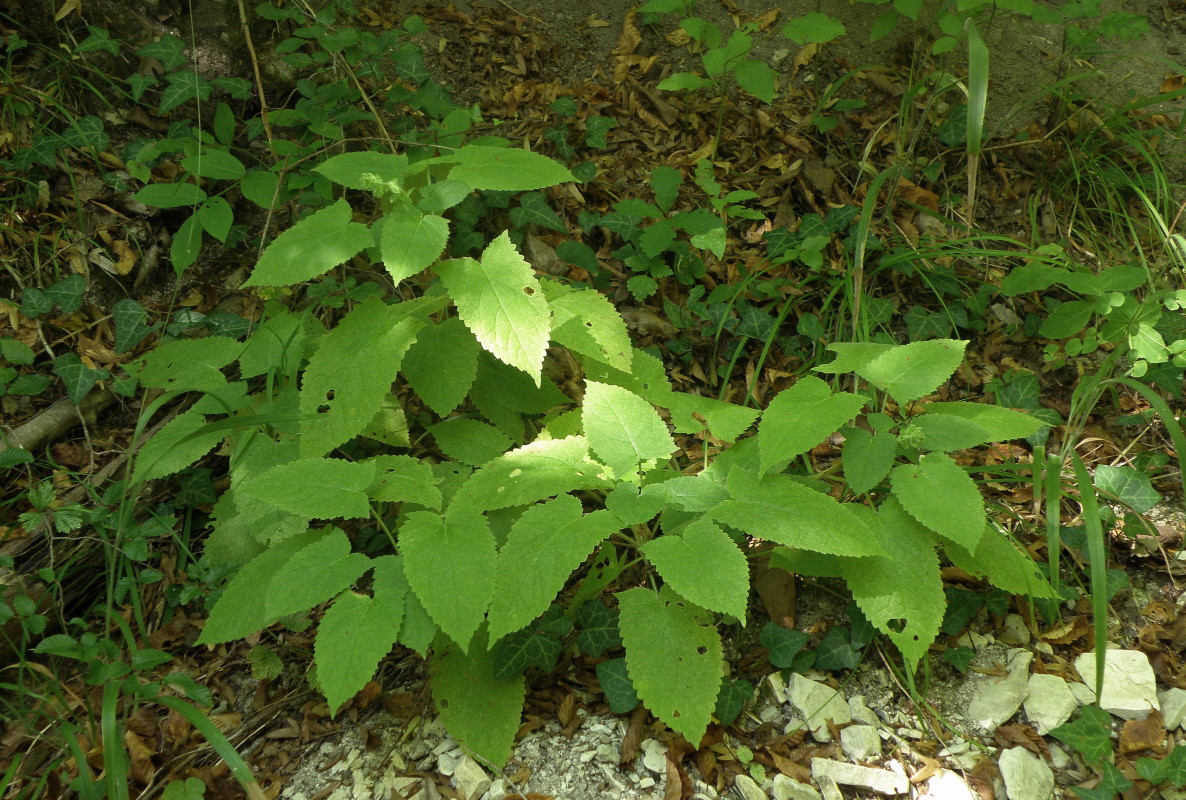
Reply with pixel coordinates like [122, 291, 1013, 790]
[243, 199, 373, 287]
[543, 281, 633, 373]
[299, 297, 419, 457]
[618, 586, 723, 745]
[400, 507, 496, 652]
[433, 628, 525, 770]
[364, 455, 442, 509]
[456, 435, 611, 511]
[437, 234, 551, 383]
[891, 453, 984, 551]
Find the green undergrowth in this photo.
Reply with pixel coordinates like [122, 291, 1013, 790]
[102, 134, 1061, 767]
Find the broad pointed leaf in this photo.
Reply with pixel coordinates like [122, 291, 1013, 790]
[457, 435, 611, 510]
[437, 234, 551, 383]
[400, 507, 496, 652]
[487, 495, 619, 641]
[618, 587, 723, 745]
[379, 206, 449, 284]
[401, 316, 481, 417]
[642, 518, 748, 621]
[890, 452, 984, 551]
[243, 199, 373, 287]
[583, 381, 676, 479]
[758, 376, 867, 475]
[239, 457, 375, 519]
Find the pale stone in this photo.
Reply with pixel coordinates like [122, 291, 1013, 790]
[732, 774, 768, 800]
[642, 738, 668, 774]
[771, 773, 822, 800]
[1024, 673, 1077, 734]
[966, 649, 1033, 731]
[840, 725, 881, 762]
[998, 613, 1032, 646]
[788, 674, 852, 743]
[918, 769, 978, 800]
[1160, 688, 1186, 730]
[999, 747, 1054, 800]
[811, 758, 908, 795]
[453, 755, 491, 800]
[1074, 650, 1159, 720]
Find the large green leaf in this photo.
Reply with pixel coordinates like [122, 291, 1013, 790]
[945, 523, 1058, 598]
[314, 151, 409, 190]
[618, 586, 723, 745]
[487, 496, 619, 641]
[890, 452, 984, 551]
[131, 336, 240, 394]
[442, 145, 574, 191]
[379, 206, 449, 284]
[845, 498, 944, 672]
[665, 393, 760, 443]
[437, 234, 551, 383]
[914, 402, 1043, 451]
[816, 340, 967, 405]
[198, 528, 371, 643]
[400, 507, 496, 652]
[239, 457, 375, 519]
[433, 628, 525, 769]
[299, 297, 419, 457]
[400, 316, 481, 417]
[133, 410, 225, 483]
[758, 376, 867, 475]
[841, 428, 897, 494]
[315, 556, 406, 714]
[708, 470, 884, 557]
[431, 418, 513, 466]
[642, 518, 748, 621]
[543, 281, 633, 373]
[243, 199, 373, 287]
[364, 455, 442, 509]
[583, 381, 676, 479]
[456, 435, 611, 510]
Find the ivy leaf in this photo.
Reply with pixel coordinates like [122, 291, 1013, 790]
[758, 376, 867, 476]
[437, 234, 551, 384]
[1050, 705, 1115, 766]
[509, 192, 566, 232]
[239, 458, 375, 519]
[441, 145, 574, 191]
[714, 678, 754, 726]
[841, 428, 897, 494]
[400, 316, 480, 417]
[137, 34, 187, 70]
[487, 495, 619, 642]
[891, 453, 984, 552]
[243, 199, 373, 287]
[813, 627, 860, 671]
[315, 555, 406, 715]
[112, 299, 159, 354]
[400, 507, 496, 652]
[642, 518, 748, 621]
[490, 606, 572, 678]
[574, 600, 622, 656]
[198, 528, 371, 644]
[543, 281, 633, 373]
[132, 410, 225, 483]
[618, 586, 723, 746]
[52, 354, 109, 404]
[596, 658, 639, 713]
[1136, 743, 1186, 787]
[379, 206, 449, 284]
[583, 381, 676, 479]
[433, 628, 525, 770]
[1072, 761, 1131, 800]
[298, 297, 419, 457]
[159, 71, 213, 113]
[759, 623, 810, 670]
[457, 435, 611, 511]
[709, 470, 884, 558]
[1094, 464, 1159, 513]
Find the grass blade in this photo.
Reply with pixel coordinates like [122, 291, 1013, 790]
[1070, 453, 1108, 703]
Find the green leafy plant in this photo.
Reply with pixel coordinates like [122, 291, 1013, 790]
[115, 132, 1063, 768]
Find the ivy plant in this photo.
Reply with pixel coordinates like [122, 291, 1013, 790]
[128, 138, 1057, 769]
